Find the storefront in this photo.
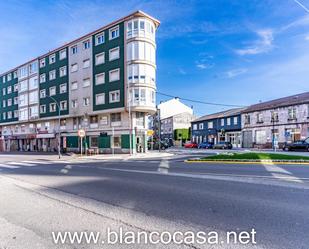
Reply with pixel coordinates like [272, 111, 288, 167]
[36, 133, 56, 152]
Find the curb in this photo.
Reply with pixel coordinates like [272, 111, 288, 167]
[184, 160, 309, 165]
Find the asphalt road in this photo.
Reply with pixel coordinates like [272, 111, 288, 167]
[1, 154, 309, 249]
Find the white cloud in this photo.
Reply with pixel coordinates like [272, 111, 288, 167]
[235, 29, 274, 55]
[178, 68, 187, 75]
[224, 68, 248, 78]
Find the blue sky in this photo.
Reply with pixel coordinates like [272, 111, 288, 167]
[0, 0, 309, 116]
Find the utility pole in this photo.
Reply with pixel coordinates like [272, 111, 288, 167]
[128, 87, 133, 155]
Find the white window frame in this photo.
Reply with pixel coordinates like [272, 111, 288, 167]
[83, 97, 90, 106]
[60, 101, 67, 111]
[71, 81, 78, 90]
[49, 86, 56, 96]
[95, 52, 105, 65]
[95, 32, 105, 45]
[109, 25, 119, 40]
[59, 49, 67, 60]
[59, 66, 67, 77]
[109, 68, 120, 82]
[50, 103, 57, 112]
[71, 63, 78, 73]
[96, 93, 105, 105]
[109, 47, 120, 61]
[40, 89, 46, 98]
[109, 90, 120, 103]
[40, 105, 46, 114]
[83, 59, 90, 69]
[49, 54, 56, 64]
[49, 70, 56, 80]
[60, 83, 67, 94]
[40, 73, 46, 83]
[83, 40, 90, 49]
[71, 99, 78, 108]
[71, 45, 78, 55]
[83, 78, 91, 88]
[95, 73, 105, 85]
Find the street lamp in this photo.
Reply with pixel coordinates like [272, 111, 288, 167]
[46, 95, 61, 159]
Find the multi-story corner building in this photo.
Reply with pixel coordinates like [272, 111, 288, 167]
[242, 92, 309, 148]
[0, 10, 159, 153]
[191, 108, 245, 148]
[154, 98, 194, 144]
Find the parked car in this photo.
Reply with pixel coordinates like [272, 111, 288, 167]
[198, 142, 213, 149]
[283, 140, 309, 151]
[184, 141, 198, 148]
[148, 141, 169, 150]
[213, 141, 233, 149]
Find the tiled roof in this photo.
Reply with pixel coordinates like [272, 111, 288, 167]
[243, 92, 309, 113]
[192, 107, 245, 122]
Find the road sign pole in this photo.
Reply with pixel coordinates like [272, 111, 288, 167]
[81, 137, 83, 156]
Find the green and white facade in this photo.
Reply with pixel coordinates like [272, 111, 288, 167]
[0, 11, 159, 153]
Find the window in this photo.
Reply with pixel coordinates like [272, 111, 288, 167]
[13, 71, 18, 78]
[95, 32, 105, 45]
[221, 119, 224, 126]
[83, 40, 90, 49]
[40, 73, 46, 83]
[90, 137, 98, 147]
[29, 106, 38, 118]
[288, 107, 296, 120]
[83, 97, 90, 106]
[234, 116, 238, 125]
[271, 111, 279, 122]
[40, 105, 46, 113]
[111, 113, 121, 122]
[199, 123, 204, 130]
[14, 110, 18, 118]
[29, 61, 38, 74]
[7, 99, 12, 106]
[95, 73, 105, 85]
[14, 84, 18, 92]
[49, 70, 56, 80]
[59, 49, 67, 60]
[18, 94, 27, 106]
[59, 66, 67, 77]
[49, 86, 56, 96]
[109, 68, 120, 82]
[60, 101, 67, 110]
[193, 124, 197, 130]
[2, 112, 6, 120]
[227, 118, 231, 125]
[244, 114, 250, 124]
[60, 119, 66, 128]
[2, 75, 6, 83]
[29, 77, 38, 90]
[208, 122, 213, 129]
[40, 58, 46, 68]
[18, 66, 28, 79]
[19, 80, 28, 92]
[40, 89, 46, 98]
[2, 88, 5, 96]
[71, 45, 78, 54]
[109, 90, 120, 103]
[29, 91, 38, 104]
[7, 86, 12, 94]
[96, 93, 105, 105]
[50, 103, 56, 112]
[256, 113, 263, 123]
[109, 47, 120, 61]
[71, 63, 78, 72]
[49, 54, 56, 64]
[83, 78, 91, 87]
[7, 73, 12, 81]
[71, 81, 78, 90]
[109, 26, 119, 40]
[112, 136, 121, 148]
[71, 99, 78, 108]
[60, 83, 67, 93]
[83, 59, 90, 68]
[95, 52, 105, 65]
[14, 97, 18, 105]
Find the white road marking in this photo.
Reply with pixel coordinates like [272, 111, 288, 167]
[60, 169, 69, 174]
[7, 162, 36, 167]
[158, 160, 169, 174]
[263, 163, 303, 183]
[22, 160, 50, 165]
[0, 164, 20, 169]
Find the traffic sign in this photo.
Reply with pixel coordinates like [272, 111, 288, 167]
[78, 129, 86, 138]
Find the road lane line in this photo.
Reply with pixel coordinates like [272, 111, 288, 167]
[7, 162, 36, 167]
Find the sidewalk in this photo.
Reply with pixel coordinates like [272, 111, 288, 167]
[76, 151, 174, 161]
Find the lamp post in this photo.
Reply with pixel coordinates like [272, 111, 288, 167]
[46, 95, 61, 159]
[127, 86, 133, 155]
